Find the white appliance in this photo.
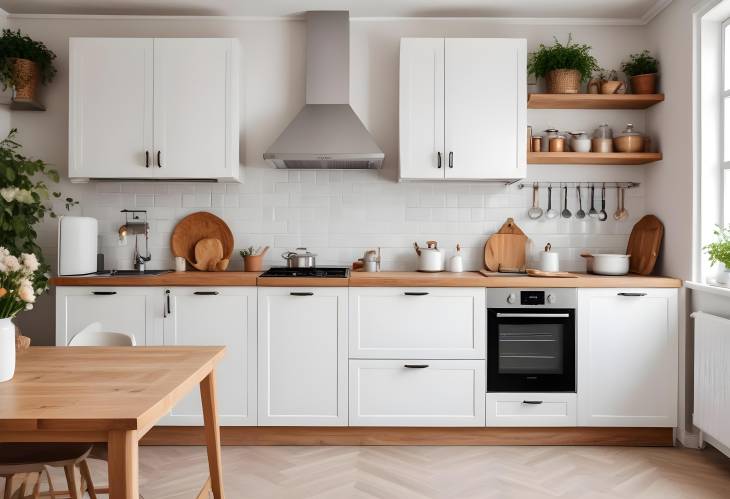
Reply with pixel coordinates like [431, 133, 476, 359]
[58, 216, 98, 275]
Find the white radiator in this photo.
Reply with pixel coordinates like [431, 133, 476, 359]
[692, 311, 730, 454]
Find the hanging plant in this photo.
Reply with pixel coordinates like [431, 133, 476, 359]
[0, 129, 77, 293]
[0, 29, 57, 101]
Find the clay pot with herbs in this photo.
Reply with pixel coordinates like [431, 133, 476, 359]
[621, 50, 659, 94]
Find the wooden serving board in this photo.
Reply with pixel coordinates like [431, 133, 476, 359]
[484, 218, 528, 272]
[626, 215, 664, 275]
[526, 269, 579, 278]
[192, 238, 224, 271]
[171, 212, 234, 266]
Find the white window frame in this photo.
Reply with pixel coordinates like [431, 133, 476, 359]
[722, 18, 730, 225]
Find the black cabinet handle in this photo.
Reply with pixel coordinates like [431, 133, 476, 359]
[404, 291, 429, 296]
[617, 292, 647, 297]
[522, 400, 543, 405]
[194, 291, 219, 296]
[91, 291, 117, 296]
[448, 151, 453, 168]
[165, 290, 171, 317]
[437, 151, 442, 169]
[157, 150, 162, 168]
[145, 150, 150, 168]
[404, 364, 429, 369]
[290, 292, 314, 296]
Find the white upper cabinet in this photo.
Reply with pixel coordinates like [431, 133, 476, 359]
[69, 37, 239, 182]
[399, 38, 445, 180]
[399, 38, 526, 181]
[69, 38, 154, 180]
[577, 289, 678, 427]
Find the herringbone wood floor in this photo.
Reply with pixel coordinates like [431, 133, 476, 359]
[45, 445, 730, 499]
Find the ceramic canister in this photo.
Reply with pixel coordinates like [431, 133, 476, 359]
[539, 243, 560, 272]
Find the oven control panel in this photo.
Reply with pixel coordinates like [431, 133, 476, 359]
[488, 288, 577, 309]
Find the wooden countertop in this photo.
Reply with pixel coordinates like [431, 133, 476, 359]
[52, 271, 260, 287]
[53, 270, 682, 288]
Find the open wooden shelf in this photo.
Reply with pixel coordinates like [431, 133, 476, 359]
[528, 152, 662, 165]
[9, 98, 46, 111]
[528, 93, 664, 110]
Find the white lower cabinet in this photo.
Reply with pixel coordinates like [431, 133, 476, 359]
[577, 288, 678, 427]
[349, 287, 485, 359]
[161, 287, 257, 426]
[258, 287, 348, 426]
[55, 287, 159, 346]
[486, 393, 577, 427]
[349, 360, 485, 426]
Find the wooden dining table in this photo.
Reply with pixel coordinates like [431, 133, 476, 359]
[0, 346, 226, 498]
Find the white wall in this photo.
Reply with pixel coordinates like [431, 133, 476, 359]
[7, 15, 650, 344]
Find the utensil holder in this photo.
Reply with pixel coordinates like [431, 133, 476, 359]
[243, 255, 263, 272]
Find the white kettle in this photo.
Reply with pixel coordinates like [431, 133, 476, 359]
[414, 240, 444, 272]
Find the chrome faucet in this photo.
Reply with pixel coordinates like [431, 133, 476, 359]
[118, 209, 151, 272]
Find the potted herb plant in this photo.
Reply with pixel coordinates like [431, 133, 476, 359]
[621, 50, 659, 94]
[705, 225, 730, 285]
[0, 29, 57, 102]
[528, 34, 599, 94]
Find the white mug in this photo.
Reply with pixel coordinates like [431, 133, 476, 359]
[539, 252, 559, 272]
[448, 255, 464, 273]
[175, 256, 187, 272]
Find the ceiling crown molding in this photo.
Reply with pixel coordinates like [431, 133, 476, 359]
[641, 0, 674, 24]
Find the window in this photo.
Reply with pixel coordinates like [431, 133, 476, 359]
[723, 20, 730, 224]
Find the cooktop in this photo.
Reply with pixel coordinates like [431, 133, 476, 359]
[260, 267, 350, 278]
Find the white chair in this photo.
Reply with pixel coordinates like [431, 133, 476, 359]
[68, 323, 136, 347]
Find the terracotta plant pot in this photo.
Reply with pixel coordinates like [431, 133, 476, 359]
[243, 255, 263, 272]
[630, 73, 657, 94]
[545, 69, 581, 94]
[600, 80, 624, 94]
[11, 58, 40, 101]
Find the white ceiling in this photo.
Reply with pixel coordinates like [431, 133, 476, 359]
[0, 0, 671, 22]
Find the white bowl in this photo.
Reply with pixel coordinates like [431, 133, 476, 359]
[589, 254, 630, 275]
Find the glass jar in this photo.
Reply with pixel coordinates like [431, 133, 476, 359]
[542, 128, 560, 152]
[613, 123, 644, 153]
[592, 123, 614, 153]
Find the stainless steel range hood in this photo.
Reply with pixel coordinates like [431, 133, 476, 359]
[263, 11, 384, 169]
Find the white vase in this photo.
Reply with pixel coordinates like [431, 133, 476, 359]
[0, 318, 15, 382]
[716, 263, 730, 285]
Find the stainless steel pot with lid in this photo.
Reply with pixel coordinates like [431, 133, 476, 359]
[281, 247, 317, 268]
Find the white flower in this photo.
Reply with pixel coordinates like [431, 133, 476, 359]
[0, 187, 18, 203]
[21, 253, 39, 272]
[0, 247, 9, 257]
[18, 284, 35, 303]
[14, 189, 34, 204]
[4, 255, 20, 272]
[25, 303, 33, 311]
[0, 260, 5, 273]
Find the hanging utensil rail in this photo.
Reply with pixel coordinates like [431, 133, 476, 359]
[517, 182, 639, 190]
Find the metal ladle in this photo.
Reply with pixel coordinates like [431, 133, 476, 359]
[561, 185, 572, 218]
[598, 184, 608, 221]
[575, 186, 586, 219]
[545, 185, 558, 219]
[588, 184, 598, 218]
[528, 183, 543, 219]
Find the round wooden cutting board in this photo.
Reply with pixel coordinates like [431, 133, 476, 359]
[171, 212, 234, 266]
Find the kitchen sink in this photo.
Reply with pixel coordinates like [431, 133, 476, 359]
[100, 270, 171, 277]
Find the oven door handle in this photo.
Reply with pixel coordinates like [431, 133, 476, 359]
[495, 313, 570, 318]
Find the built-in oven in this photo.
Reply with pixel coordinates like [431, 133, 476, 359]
[487, 288, 576, 392]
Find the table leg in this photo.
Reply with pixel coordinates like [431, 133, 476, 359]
[200, 371, 224, 498]
[107, 430, 138, 499]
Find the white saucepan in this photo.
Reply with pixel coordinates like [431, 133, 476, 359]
[581, 253, 631, 275]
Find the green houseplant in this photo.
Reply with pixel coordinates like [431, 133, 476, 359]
[0, 29, 57, 102]
[0, 128, 77, 293]
[621, 50, 659, 94]
[528, 34, 599, 94]
[704, 225, 730, 285]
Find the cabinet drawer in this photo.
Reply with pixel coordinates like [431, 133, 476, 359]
[485, 393, 576, 427]
[349, 360, 485, 426]
[349, 288, 485, 359]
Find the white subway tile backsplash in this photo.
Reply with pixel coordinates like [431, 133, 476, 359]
[47, 169, 643, 272]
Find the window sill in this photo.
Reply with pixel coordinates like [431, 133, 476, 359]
[686, 281, 730, 298]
